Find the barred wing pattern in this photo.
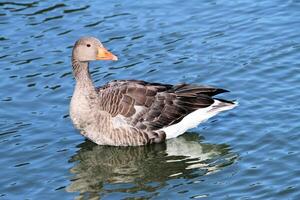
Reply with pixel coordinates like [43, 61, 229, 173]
[97, 80, 228, 132]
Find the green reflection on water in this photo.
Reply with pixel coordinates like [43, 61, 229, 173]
[67, 133, 237, 199]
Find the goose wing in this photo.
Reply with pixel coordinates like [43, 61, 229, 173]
[97, 80, 228, 131]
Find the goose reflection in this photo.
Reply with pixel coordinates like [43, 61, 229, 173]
[67, 133, 237, 198]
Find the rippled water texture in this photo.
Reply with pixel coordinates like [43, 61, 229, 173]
[1, 0, 300, 199]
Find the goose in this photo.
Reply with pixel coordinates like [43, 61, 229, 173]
[70, 36, 237, 146]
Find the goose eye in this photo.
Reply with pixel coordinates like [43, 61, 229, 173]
[87, 44, 91, 47]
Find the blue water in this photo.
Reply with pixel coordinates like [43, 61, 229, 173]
[1, 0, 300, 199]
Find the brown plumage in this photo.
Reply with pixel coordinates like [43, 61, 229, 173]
[97, 80, 228, 130]
[69, 37, 237, 146]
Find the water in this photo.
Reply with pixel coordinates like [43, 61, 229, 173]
[0, 0, 300, 199]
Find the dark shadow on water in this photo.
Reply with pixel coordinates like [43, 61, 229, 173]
[66, 133, 237, 199]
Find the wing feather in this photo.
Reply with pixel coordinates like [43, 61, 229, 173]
[97, 80, 228, 131]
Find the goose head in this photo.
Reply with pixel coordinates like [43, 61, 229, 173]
[72, 37, 118, 62]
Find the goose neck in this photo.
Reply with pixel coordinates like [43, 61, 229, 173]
[72, 59, 95, 92]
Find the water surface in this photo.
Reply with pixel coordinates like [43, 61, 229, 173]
[0, 0, 300, 199]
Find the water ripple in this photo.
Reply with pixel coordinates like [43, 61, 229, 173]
[63, 5, 89, 13]
[67, 134, 237, 199]
[25, 3, 65, 16]
[1, 0, 300, 199]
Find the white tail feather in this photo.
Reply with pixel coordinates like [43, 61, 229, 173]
[161, 100, 237, 139]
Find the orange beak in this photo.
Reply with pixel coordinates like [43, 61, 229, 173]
[96, 47, 118, 61]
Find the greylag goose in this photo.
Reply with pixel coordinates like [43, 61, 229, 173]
[70, 37, 237, 146]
